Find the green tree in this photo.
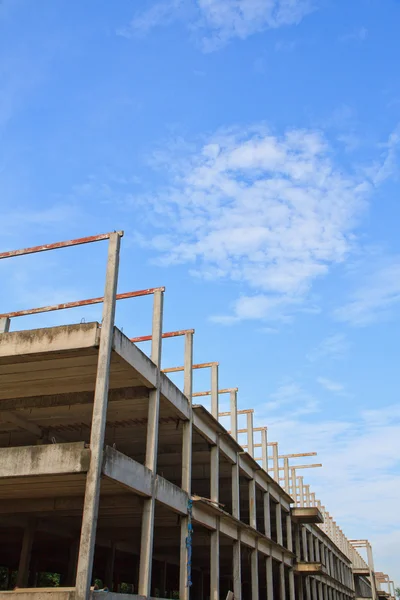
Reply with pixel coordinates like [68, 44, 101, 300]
[394, 586, 400, 599]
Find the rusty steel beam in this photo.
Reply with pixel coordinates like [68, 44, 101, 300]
[0, 232, 122, 260]
[219, 408, 254, 417]
[0, 288, 165, 319]
[132, 328, 194, 344]
[192, 388, 238, 397]
[162, 361, 217, 374]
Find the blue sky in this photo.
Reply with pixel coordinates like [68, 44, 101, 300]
[1, 0, 400, 583]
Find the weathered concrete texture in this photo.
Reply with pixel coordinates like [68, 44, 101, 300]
[0, 443, 90, 478]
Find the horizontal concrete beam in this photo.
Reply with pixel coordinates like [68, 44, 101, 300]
[0, 322, 100, 358]
[102, 447, 152, 496]
[0, 442, 90, 478]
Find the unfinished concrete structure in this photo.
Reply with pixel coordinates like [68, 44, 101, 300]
[0, 232, 395, 600]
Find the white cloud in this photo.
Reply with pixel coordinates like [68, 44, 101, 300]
[254, 402, 400, 581]
[317, 376, 344, 392]
[118, 0, 315, 50]
[265, 381, 320, 417]
[372, 124, 400, 185]
[339, 27, 368, 43]
[116, 0, 184, 38]
[335, 258, 400, 326]
[140, 125, 371, 322]
[307, 333, 349, 361]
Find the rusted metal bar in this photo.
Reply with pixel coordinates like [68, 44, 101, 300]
[162, 361, 217, 374]
[192, 387, 238, 397]
[0, 287, 165, 319]
[0, 232, 122, 260]
[131, 328, 194, 344]
[273, 452, 317, 459]
[218, 408, 254, 417]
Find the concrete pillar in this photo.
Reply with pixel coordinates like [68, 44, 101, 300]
[266, 556, 273, 600]
[289, 568, 295, 600]
[251, 546, 259, 600]
[211, 363, 218, 418]
[283, 458, 290, 492]
[16, 519, 35, 587]
[279, 563, 285, 600]
[75, 232, 122, 600]
[276, 502, 283, 546]
[273, 444, 279, 481]
[299, 477, 304, 507]
[302, 527, 308, 561]
[309, 533, 315, 562]
[247, 412, 254, 456]
[311, 578, 318, 600]
[180, 331, 193, 600]
[291, 468, 297, 499]
[286, 512, 293, 551]
[249, 478, 257, 529]
[0, 317, 10, 333]
[264, 490, 271, 538]
[232, 459, 240, 520]
[230, 390, 238, 440]
[210, 525, 219, 600]
[138, 288, 164, 598]
[210, 422, 220, 600]
[104, 543, 116, 590]
[305, 577, 312, 600]
[305, 485, 311, 507]
[261, 428, 268, 472]
[233, 533, 242, 600]
[318, 581, 324, 600]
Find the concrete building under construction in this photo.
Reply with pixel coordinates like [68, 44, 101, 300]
[0, 231, 395, 600]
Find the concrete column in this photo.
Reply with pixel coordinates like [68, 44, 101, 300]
[210, 426, 219, 600]
[230, 390, 238, 441]
[286, 512, 293, 551]
[16, 519, 35, 587]
[266, 556, 273, 600]
[232, 459, 240, 520]
[180, 331, 193, 600]
[211, 363, 218, 418]
[138, 288, 164, 598]
[264, 491, 271, 538]
[302, 527, 308, 561]
[289, 568, 295, 600]
[251, 545, 259, 600]
[305, 577, 312, 600]
[75, 232, 121, 600]
[276, 502, 283, 546]
[247, 412, 254, 456]
[283, 458, 290, 492]
[210, 525, 219, 600]
[315, 537, 320, 562]
[249, 478, 257, 529]
[305, 485, 311, 507]
[104, 543, 116, 591]
[318, 581, 324, 600]
[273, 444, 279, 481]
[291, 467, 297, 499]
[294, 524, 301, 559]
[233, 533, 242, 600]
[311, 578, 318, 600]
[0, 317, 10, 333]
[261, 428, 268, 472]
[299, 477, 304, 507]
[279, 563, 285, 600]
[309, 533, 315, 562]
